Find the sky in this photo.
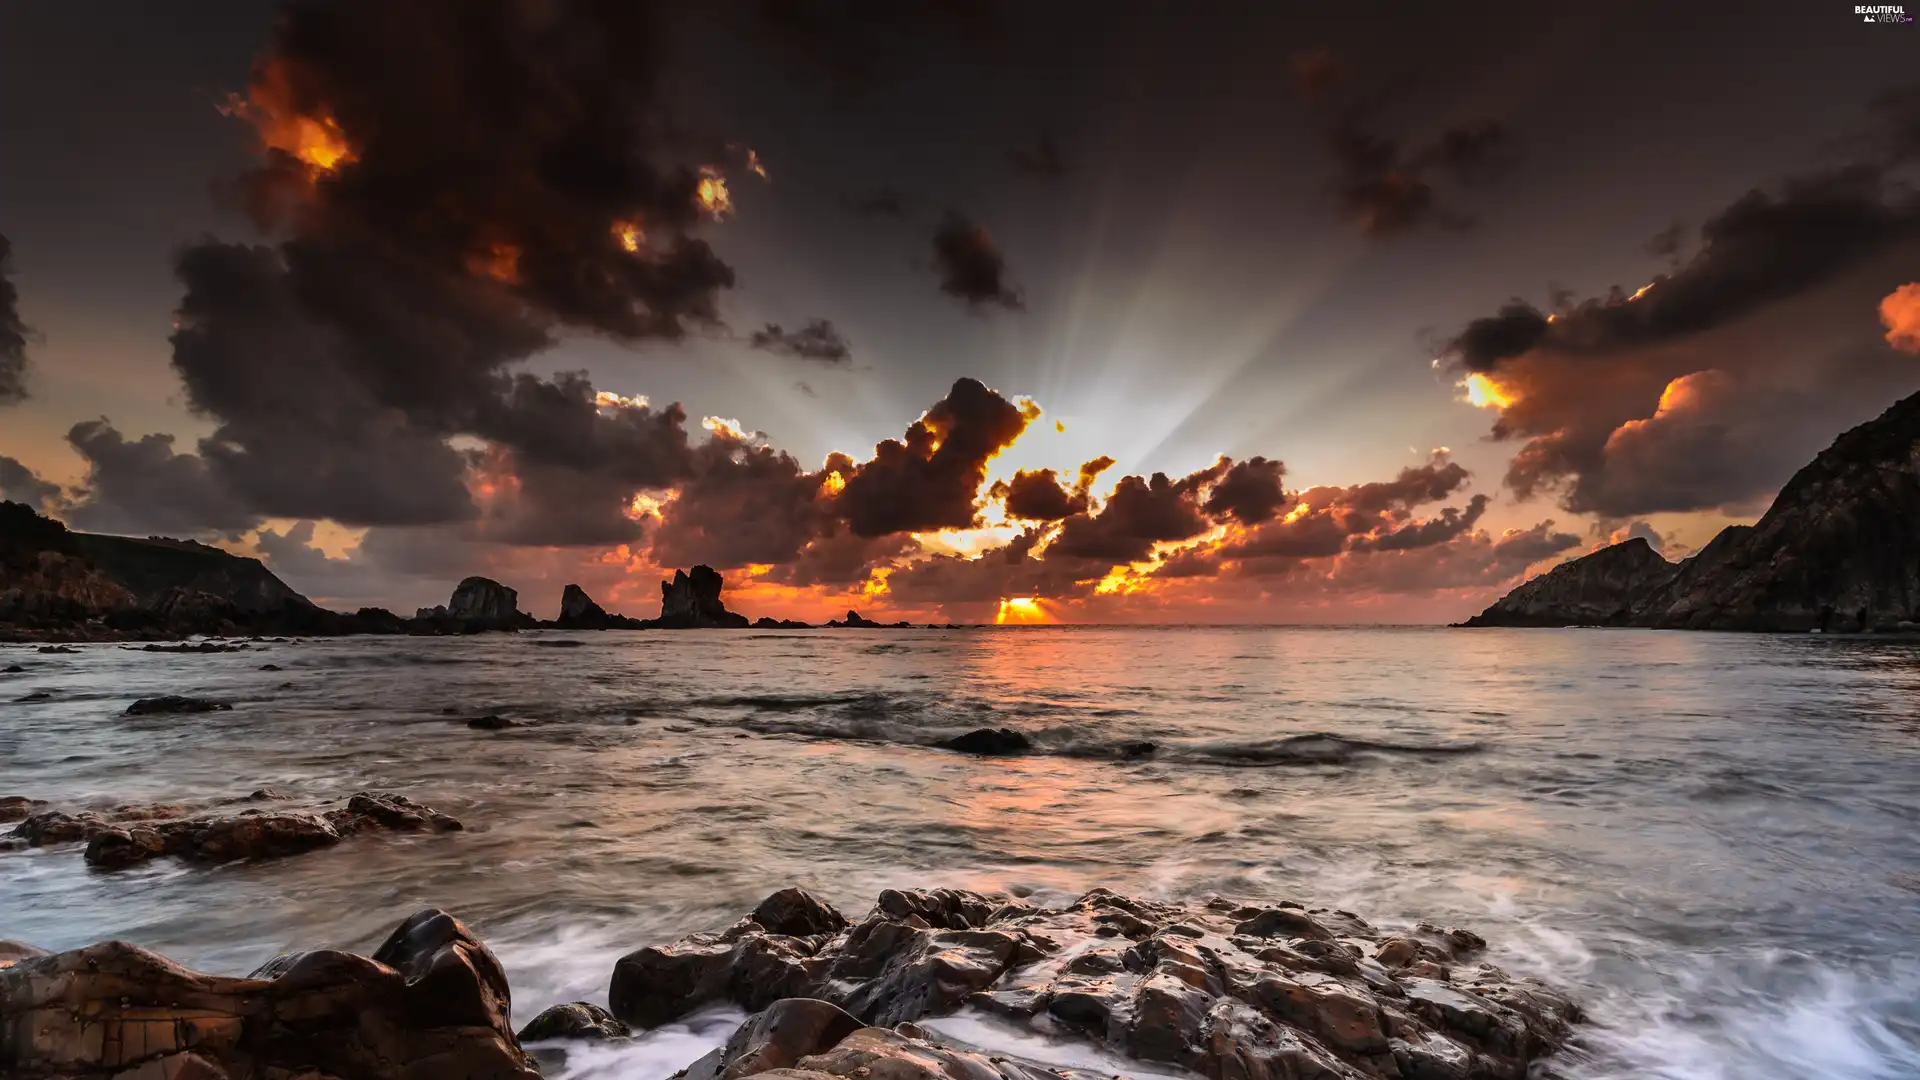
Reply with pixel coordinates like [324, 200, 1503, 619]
[0, 0, 1917, 624]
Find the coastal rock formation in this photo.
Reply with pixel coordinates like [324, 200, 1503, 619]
[608, 887, 1581, 1080]
[827, 609, 912, 628]
[1459, 537, 1673, 627]
[1465, 388, 1920, 632]
[6, 792, 462, 869]
[0, 908, 539, 1080]
[660, 566, 750, 628]
[125, 694, 231, 715]
[559, 583, 609, 624]
[754, 616, 814, 629]
[516, 1001, 632, 1043]
[936, 727, 1033, 755]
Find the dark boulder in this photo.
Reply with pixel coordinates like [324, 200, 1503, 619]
[449, 576, 521, 622]
[752, 887, 850, 937]
[558, 583, 610, 625]
[517, 1001, 632, 1043]
[681, 998, 865, 1080]
[125, 695, 231, 715]
[936, 727, 1033, 756]
[468, 714, 518, 730]
[0, 909, 539, 1079]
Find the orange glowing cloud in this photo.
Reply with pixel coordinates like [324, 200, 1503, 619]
[1883, 282, 1920, 353]
[1459, 372, 1515, 410]
[223, 60, 356, 175]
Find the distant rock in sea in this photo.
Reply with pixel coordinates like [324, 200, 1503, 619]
[658, 565, 749, 628]
[1464, 387, 1920, 632]
[826, 608, 912, 628]
[550, 583, 649, 629]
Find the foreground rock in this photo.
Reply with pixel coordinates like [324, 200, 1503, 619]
[6, 792, 462, 869]
[610, 887, 1581, 1080]
[1464, 388, 1920, 632]
[125, 694, 231, 715]
[0, 908, 539, 1080]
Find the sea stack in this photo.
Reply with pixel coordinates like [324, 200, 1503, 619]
[658, 566, 748, 628]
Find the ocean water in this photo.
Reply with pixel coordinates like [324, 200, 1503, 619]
[2, 627, 1918, 1079]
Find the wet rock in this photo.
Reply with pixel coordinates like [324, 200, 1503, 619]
[0, 942, 48, 970]
[259, 662, 281, 671]
[0, 795, 46, 823]
[610, 887, 1582, 1080]
[13, 690, 50, 702]
[0, 909, 540, 1079]
[3, 663, 25, 672]
[936, 727, 1032, 756]
[518, 1000, 632, 1043]
[37, 644, 78, 653]
[754, 887, 851, 937]
[137, 641, 250, 653]
[9, 791, 462, 870]
[684, 998, 865, 1080]
[533, 638, 586, 648]
[469, 714, 518, 730]
[326, 791, 464, 835]
[125, 695, 231, 715]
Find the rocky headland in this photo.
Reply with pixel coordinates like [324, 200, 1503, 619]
[0, 501, 964, 641]
[1463, 388, 1920, 632]
[0, 886, 1583, 1080]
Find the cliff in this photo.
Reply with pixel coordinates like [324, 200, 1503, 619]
[1458, 538, 1674, 627]
[1463, 389, 1920, 632]
[70, 533, 311, 612]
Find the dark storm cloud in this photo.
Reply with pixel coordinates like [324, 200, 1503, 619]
[839, 188, 909, 219]
[146, 0, 758, 536]
[62, 420, 260, 538]
[1444, 167, 1920, 373]
[834, 377, 1035, 537]
[0, 234, 29, 405]
[1048, 467, 1220, 564]
[0, 455, 59, 511]
[1199, 456, 1288, 525]
[648, 431, 832, 569]
[1438, 94, 1920, 518]
[1300, 62, 1514, 236]
[749, 319, 853, 364]
[991, 468, 1086, 522]
[1006, 132, 1067, 180]
[1324, 117, 1511, 235]
[931, 212, 1023, 311]
[1358, 493, 1490, 551]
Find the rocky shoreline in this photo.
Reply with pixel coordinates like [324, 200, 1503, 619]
[0, 887, 1583, 1080]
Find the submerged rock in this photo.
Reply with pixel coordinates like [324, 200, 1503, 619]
[469, 713, 518, 730]
[6, 791, 462, 870]
[125, 694, 231, 715]
[517, 1000, 632, 1043]
[936, 727, 1033, 756]
[0, 908, 539, 1080]
[611, 887, 1581, 1080]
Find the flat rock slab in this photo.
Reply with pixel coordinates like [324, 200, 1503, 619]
[4, 791, 462, 869]
[612, 887, 1583, 1080]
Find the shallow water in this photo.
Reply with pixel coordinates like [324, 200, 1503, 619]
[3, 627, 1918, 1078]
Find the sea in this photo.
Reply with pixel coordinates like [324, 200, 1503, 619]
[2, 627, 1918, 1079]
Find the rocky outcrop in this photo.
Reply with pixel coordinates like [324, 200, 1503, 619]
[125, 695, 231, 715]
[755, 616, 815, 629]
[826, 609, 912, 629]
[5, 792, 462, 868]
[660, 566, 750, 628]
[1464, 387, 1920, 632]
[1458, 538, 1674, 627]
[608, 887, 1580, 1080]
[559, 583, 608, 624]
[551, 583, 649, 629]
[0, 908, 539, 1080]
[936, 727, 1033, 755]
